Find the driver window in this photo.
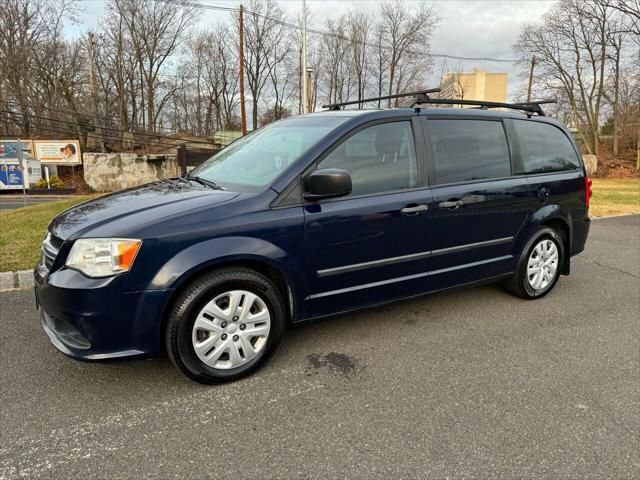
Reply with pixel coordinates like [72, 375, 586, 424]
[318, 121, 418, 197]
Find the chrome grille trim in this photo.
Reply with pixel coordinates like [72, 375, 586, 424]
[40, 233, 61, 273]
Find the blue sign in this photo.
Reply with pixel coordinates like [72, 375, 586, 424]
[0, 162, 24, 189]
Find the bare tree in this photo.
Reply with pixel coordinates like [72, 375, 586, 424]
[0, 0, 79, 135]
[603, 11, 631, 157]
[183, 26, 240, 133]
[239, 0, 286, 131]
[93, 4, 140, 144]
[108, 0, 197, 132]
[1, 0, 445, 150]
[264, 28, 295, 123]
[606, 0, 640, 39]
[615, 66, 640, 147]
[378, 0, 438, 106]
[347, 12, 372, 106]
[515, 0, 616, 155]
[319, 16, 353, 105]
[370, 22, 389, 108]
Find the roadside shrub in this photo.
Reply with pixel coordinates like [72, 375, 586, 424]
[49, 176, 65, 188]
[32, 176, 65, 189]
[32, 179, 48, 189]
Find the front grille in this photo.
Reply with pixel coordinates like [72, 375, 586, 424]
[42, 245, 57, 269]
[49, 234, 64, 250]
[40, 233, 62, 273]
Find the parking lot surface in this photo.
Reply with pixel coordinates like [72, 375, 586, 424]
[1, 215, 638, 479]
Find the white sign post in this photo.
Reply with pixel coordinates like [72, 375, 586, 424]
[17, 138, 27, 207]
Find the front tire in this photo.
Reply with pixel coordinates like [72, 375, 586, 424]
[504, 227, 564, 299]
[166, 267, 286, 384]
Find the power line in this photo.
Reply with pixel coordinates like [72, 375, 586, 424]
[3, 109, 205, 147]
[3, 113, 178, 150]
[3, 110, 217, 149]
[192, 0, 520, 63]
[93, 0, 519, 63]
[0, 99, 241, 141]
[1, 101, 240, 143]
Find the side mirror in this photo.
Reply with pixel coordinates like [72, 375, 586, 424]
[304, 168, 352, 201]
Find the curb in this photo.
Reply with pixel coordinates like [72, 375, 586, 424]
[0, 270, 34, 291]
[590, 212, 640, 220]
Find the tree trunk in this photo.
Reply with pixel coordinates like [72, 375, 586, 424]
[252, 97, 258, 131]
[147, 78, 155, 133]
[612, 40, 621, 158]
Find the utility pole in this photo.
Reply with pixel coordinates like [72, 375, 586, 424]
[301, 0, 308, 113]
[298, 48, 303, 114]
[526, 55, 537, 103]
[239, 5, 247, 135]
[306, 68, 313, 113]
[87, 32, 105, 152]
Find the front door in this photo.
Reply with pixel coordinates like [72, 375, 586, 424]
[303, 119, 433, 316]
[421, 116, 531, 290]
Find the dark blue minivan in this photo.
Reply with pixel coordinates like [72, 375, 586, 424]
[34, 100, 592, 383]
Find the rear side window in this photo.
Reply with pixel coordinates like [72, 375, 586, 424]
[427, 120, 511, 184]
[318, 121, 418, 196]
[513, 120, 580, 174]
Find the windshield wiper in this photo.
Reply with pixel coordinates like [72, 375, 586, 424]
[187, 175, 224, 190]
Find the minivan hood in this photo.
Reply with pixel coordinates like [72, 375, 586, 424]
[49, 179, 240, 240]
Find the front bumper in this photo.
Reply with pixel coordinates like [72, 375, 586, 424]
[35, 267, 170, 361]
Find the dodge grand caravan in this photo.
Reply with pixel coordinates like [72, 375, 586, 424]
[34, 94, 592, 384]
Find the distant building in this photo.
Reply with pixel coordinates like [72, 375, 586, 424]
[440, 68, 507, 105]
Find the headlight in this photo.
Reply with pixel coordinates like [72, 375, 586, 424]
[66, 238, 142, 278]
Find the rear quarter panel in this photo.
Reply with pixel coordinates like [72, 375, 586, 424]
[513, 170, 587, 259]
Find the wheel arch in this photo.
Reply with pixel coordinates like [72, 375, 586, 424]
[150, 236, 307, 352]
[520, 205, 572, 275]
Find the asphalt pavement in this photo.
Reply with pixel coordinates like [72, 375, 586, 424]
[1, 215, 638, 479]
[0, 196, 63, 211]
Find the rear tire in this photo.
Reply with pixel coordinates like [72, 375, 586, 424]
[504, 227, 564, 299]
[166, 267, 286, 384]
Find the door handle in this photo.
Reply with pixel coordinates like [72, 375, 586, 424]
[438, 200, 464, 209]
[401, 204, 428, 215]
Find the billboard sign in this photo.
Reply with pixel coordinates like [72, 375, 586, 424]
[33, 140, 81, 165]
[0, 140, 34, 160]
[0, 161, 25, 189]
[0, 159, 42, 190]
[25, 159, 42, 184]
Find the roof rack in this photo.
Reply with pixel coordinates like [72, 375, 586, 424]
[322, 88, 442, 111]
[321, 89, 557, 116]
[410, 98, 557, 116]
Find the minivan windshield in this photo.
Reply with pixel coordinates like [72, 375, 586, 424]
[190, 115, 351, 192]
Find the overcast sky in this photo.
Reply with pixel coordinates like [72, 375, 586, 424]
[70, 0, 555, 100]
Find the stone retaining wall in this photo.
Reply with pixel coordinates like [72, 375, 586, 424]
[83, 153, 179, 192]
[582, 154, 598, 176]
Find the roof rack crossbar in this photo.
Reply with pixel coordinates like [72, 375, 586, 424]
[322, 88, 441, 111]
[413, 98, 557, 116]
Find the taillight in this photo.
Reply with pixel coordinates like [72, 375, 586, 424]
[585, 175, 593, 207]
